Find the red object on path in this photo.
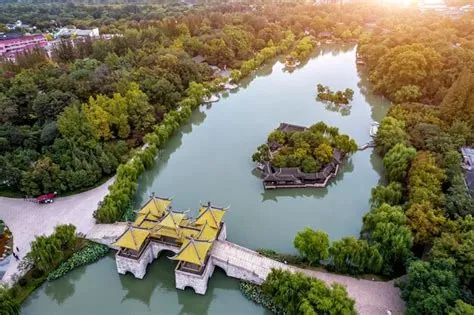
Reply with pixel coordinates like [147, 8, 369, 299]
[36, 192, 57, 204]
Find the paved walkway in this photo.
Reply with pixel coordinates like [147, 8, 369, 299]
[212, 240, 405, 315]
[86, 223, 128, 249]
[0, 177, 114, 285]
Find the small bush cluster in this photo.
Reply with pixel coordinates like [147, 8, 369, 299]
[316, 84, 354, 105]
[239, 281, 284, 314]
[47, 242, 109, 281]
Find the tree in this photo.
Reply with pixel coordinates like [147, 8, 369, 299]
[370, 44, 442, 101]
[329, 237, 383, 274]
[406, 201, 446, 245]
[370, 182, 403, 208]
[262, 269, 356, 315]
[294, 228, 330, 264]
[441, 69, 474, 127]
[0, 288, 19, 315]
[32, 90, 77, 124]
[123, 83, 155, 133]
[54, 224, 77, 250]
[394, 85, 422, 103]
[375, 223, 413, 273]
[402, 259, 460, 315]
[408, 151, 446, 207]
[313, 143, 333, 165]
[333, 134, 358, 154]
[383, 143, 416, 183]
[57, 104, 97, 149]
[29, 235, 63, 272]
[449, 300, 474, 315]
[431, 217, 474, 286]
[445, 175, 474, 218]
[362, 203, 406, 237]
[375, 117, 409, 155]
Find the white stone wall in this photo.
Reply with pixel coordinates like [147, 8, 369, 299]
[218, 223, 227, 241]
[175, 260, 215, 295]
[115, 241, 180, 279]
[211, 256, 265, 284]
[115, 245, 154, 279]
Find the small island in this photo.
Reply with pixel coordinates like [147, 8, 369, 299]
[253, 122, 358, 189]
[316, 84, 354, 105]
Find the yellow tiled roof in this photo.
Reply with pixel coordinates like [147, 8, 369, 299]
[195, 206, 226, 229]
[158, 211, 186, 229]
[113, 228, 150, 251]
[171, 238, 213, 266]
[137, 198, 171, 218]
[196, 223, 218, 241]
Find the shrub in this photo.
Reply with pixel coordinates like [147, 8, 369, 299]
[47, 242, 109, 281]
[239, 281, 284, 314]
[18, 278, 27, 287]
[31, 268, 44, 279]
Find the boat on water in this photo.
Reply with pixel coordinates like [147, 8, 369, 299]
[201, 94, 220, 103]
[370, 122, 379, 137]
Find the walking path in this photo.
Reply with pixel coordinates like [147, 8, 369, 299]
[0, 177, 114, 285]
[212, 240, 405, 315]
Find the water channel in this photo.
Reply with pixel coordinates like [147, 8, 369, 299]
[22, 43, 390, 315]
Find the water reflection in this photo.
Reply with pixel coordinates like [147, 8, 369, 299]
[119, 253, 174, 306]
[44, 263, 86, 305]
[320, 100, 352, 116]
[357, 67, 390, 123]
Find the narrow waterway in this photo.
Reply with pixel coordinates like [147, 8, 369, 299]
[22, 43, 390, 315]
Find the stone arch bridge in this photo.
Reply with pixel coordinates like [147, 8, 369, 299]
[87, 224, 405, 315]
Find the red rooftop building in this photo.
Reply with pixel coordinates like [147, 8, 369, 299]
[0, 34, 48, 61]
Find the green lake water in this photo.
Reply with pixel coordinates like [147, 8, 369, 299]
[22, 43, 390, 315]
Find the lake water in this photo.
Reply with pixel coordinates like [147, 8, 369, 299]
[22, 43, 390, 315]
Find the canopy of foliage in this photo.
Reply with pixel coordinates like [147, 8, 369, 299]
[252, 122, 357, 173]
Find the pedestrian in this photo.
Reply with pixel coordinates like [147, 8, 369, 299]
[15, 246, 19, 253]
[12, 253, 18, 261]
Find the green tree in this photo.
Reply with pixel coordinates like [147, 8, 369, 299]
[0, 288, 19, 315]
[441, 68, 474, 127]
[54, 224, 77, 250]
[402, 259, 460, 315]
[406, 201, 446, 245]
[408, 151, 446, 207]
[383, 143, 416, 183]
[294, 228, 330, 264]
[449, 300, 474, 315]
[370, 182, 403, 208]
[362, 203, 406, 237]
[313, 143, 333, 165]
[431, 217, 474, 286]
[375, 117, 409, 155]
[394, 85, 422, 103]
[329, 237, 383, 274]
[29, 235, 63, 272]
[262, 269, 356, 315]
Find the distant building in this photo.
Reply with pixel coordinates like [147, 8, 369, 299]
[55, 27, 100, 39]
[318, 31, 333, 39]
[0, 34, 47, 61]
[418, 0, 447, 12]
[192, 55, 206, 64]
[5, 20, 33, 31]
[461, 147, 474, 196]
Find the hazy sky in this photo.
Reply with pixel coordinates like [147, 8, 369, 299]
[380, 0, 445, 6]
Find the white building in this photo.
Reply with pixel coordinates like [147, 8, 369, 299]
[55, 27, 100, 39]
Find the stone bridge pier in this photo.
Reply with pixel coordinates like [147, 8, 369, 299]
[116, 242, 180, 279]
